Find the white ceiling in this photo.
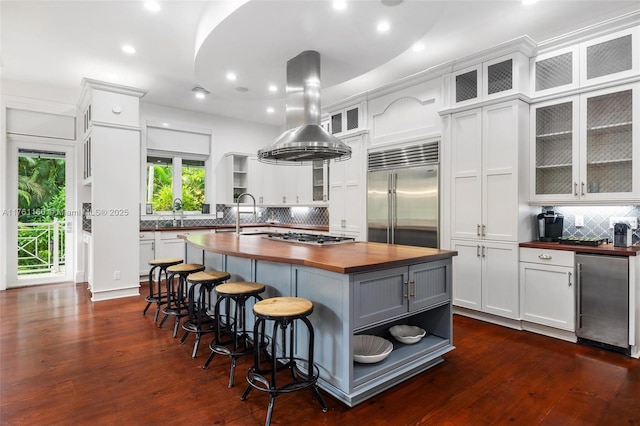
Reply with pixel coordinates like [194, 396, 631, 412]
[1, 0, 639, 126]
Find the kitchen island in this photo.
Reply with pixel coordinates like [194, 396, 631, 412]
[182, 233, 457, 406]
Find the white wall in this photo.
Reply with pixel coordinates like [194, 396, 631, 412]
[139, 103, 281, 205]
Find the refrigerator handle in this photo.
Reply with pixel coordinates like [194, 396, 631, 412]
[391, 173, 398, 244]
[387, 173, 393, 244]
[576, 263, 582, 329]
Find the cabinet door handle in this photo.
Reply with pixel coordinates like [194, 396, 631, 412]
[477, 245, 481, 257]
[481, 245, 486, 258]
[477, 224, 481, 237]
[574, 182, 578, 196]
[568, 271, 572, 287]
[481, 224, 486, 237]
[403, 281, 409, 299]
[538, 254, 552, 260]
[581, 181, 585, 196]
[409, 280, 416, 298]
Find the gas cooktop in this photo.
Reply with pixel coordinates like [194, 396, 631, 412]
[558, 237, 609, 246]
[265, 232, 355, 245]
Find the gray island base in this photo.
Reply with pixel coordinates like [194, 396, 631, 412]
[183, 233, 457, 406]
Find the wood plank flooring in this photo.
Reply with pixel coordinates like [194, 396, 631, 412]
[1, 282, 639, 425]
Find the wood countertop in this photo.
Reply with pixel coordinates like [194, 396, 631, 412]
[183, 233, 457, 274]
[520, 241, 640, 256]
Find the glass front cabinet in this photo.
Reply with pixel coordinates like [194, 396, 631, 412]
[530, 83, 639, 203]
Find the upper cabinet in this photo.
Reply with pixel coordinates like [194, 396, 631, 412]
[531, 27, 640, 97]
[329, 132, 366, 238]
[530, 83, 640, 204]
[218, 153, 249, 204]
[324, 103, 365, 137]
[451, 52, 530, 108]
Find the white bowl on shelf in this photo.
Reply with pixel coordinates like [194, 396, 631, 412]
[353, 335, 393, 363]
[389, 325, 427, 344]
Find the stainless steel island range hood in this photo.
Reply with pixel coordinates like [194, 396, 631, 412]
[257, 50, 351, 164]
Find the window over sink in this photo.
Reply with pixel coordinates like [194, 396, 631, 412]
[146, 155, 206, 213]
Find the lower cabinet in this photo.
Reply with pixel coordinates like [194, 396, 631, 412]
[451, 239, 519, 319]
[352, 260, 451, 329]
[519, 248, 575, 331]
[139, 232, 155, 277]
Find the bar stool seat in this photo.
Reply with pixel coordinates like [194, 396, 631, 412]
[241, 296, 327, 426]
[180, 270, 231, 358]
[159, 263, 205, 337]
[203, 282, 266, 387]
[143, 258, 183, 322]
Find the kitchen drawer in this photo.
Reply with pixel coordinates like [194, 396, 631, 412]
[520, 247, 574, 267]
[139, 231, 154, 241]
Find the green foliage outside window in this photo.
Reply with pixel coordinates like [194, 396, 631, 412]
[147, 162, 205, 211]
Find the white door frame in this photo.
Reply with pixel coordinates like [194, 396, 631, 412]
[6, 136, 76, 287]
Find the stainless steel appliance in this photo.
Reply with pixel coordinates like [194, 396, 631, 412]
[266, 232, 355, 245]
[613, 223, 632, 247]
[576, 253, 629, 354]
[537, 210, 564, 242]
[367, 142, 439, 248]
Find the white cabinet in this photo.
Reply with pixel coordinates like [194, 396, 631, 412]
[448, 100, 530, 320]
[452, 52, 530, 107]
[139, 231, 155, 277]
[530, 83, 640, 204]
[451, 100, 529, 242]
[271, 165, 313, 205]
[531, 27, 639, 97]
[520, 248, 575, 331]
[329, 133, 365, 238]
[452, 240, 519, 319]
[327, 104, 363, 136]
[217, 153, 249, 204]
[248, 156, 315, 205]
[312, 160, 329, 202]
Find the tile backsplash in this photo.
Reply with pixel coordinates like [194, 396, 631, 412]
[139, 206, 329, 229]
[542, 205, 640, 244]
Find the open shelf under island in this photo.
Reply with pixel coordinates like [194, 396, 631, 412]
[181, 232, 458, 406]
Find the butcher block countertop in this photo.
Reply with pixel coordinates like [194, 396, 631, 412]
[183, 232, 457, 274]
[520, 241, 640, 256]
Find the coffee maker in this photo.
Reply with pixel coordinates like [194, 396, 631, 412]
[537, 210, 564, 242]
[613, 223, 632, 247]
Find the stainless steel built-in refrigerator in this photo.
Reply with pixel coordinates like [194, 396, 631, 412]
[367, 142, 439, 248]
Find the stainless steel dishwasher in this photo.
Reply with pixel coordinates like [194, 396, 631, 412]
[576, 253, 629, 354]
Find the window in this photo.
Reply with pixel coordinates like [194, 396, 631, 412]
[146, 156, 205, 212]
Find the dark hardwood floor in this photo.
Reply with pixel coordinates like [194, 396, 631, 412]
[1, 282, 639, 425]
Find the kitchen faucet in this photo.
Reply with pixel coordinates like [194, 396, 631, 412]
[172, 198, 184, 227]
[235, 192, 256, 237]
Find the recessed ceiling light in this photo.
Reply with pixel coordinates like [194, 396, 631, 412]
[377, 21, 390, 33]
[268, 84, 278, 93]
[412, 42, 425, 52]
[121, 44, 136, 55]
[192, 85, 209, 99]
[226, 72, 237, 81]
[522, 0, 537, 4]
[333, 0, 347, 10]
[161, 122, 170, 127]
[144, 1, 160, 12]
[266, 107, 275, 113]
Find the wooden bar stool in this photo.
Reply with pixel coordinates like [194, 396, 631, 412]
[241, 297, 327, 426]
[180, 270, 231, 358]
[143, 258, 183, 322]
[158, 263, 205, 338]
[203, 282, 266, 387]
